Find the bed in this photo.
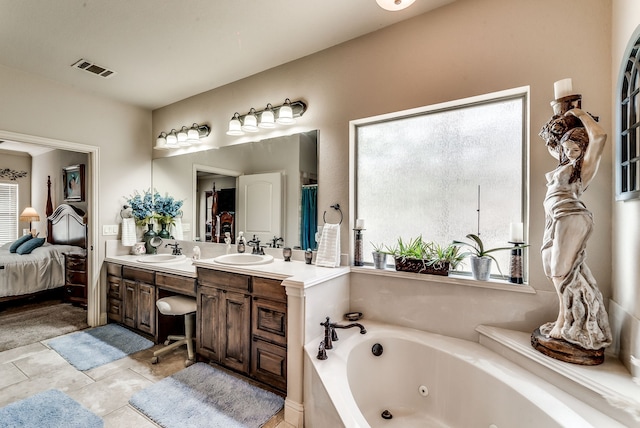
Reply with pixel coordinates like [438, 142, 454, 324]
[0, 178, 87, 302]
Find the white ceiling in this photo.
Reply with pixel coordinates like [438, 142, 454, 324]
[0, 0, 453, 111]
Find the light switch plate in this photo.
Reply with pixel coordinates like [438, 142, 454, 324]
[102, 225, 118, 236]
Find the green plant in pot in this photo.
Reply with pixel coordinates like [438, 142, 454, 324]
[370, 242, 390, 270]
[390, 236, 462, 276]
[453, 233, 515, 281]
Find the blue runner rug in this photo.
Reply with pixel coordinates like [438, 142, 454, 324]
[0, 389, 103, 428]
[129, 362, 284, 428]
[47, 323, 153, 371]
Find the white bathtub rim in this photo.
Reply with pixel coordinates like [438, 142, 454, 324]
[305, 320, 623, 428]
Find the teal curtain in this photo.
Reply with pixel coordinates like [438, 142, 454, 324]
[301, 186, 317, 250]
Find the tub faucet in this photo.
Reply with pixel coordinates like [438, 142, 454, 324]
[320, 317, 366, 351]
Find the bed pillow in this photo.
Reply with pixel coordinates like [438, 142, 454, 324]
[16, 237, 46, 255]
[9, 234, 33, 253]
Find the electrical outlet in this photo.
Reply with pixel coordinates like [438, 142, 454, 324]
[102, 225, 118, 236]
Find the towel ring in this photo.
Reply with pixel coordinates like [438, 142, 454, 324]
[120, 205, 133, 219]
[323, 203, 343, 225]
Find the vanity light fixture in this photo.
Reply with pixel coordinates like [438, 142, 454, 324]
[259, 104, 276, 128]
[376, 0, 415, 11]
[226, 98, 307, 136]
[155, 123, 210, 150]
[241, 108, 259, 133]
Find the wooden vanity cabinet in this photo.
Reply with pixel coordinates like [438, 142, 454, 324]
[106, 263, 124, 323]
[251, 277, 287, 392]
[196, 268, 287, 392]
[197, 269, 251, 374]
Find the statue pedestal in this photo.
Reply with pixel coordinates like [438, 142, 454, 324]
[531, 328, 605, 366]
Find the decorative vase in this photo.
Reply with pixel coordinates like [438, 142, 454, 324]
[143, 224, 158, 254]
[158, 222, 171, 239]
[471, 256, 492, 281]
[372, 251, 387, 269]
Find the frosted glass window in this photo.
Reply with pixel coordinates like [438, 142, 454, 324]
[354, 93, 526, 277]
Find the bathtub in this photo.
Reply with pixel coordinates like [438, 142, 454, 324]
[304, 320, 623, 428]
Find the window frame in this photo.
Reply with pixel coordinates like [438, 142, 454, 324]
[349, 86, 530, 279]
[616, 25, 640, 201]
[0, 182, 19, 245]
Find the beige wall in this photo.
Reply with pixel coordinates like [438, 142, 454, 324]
[0, 151, 31, 237]
[154, 0, 612, 320]
[612, 0, 640, 375]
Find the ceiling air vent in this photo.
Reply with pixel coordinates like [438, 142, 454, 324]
[71, 58, 116, 79]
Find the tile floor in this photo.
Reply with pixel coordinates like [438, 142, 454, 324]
[0, 333, 285, 427]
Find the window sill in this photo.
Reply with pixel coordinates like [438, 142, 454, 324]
[349, 265, 536, 294]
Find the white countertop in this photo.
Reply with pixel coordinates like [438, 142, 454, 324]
[104, 252, 350, 288]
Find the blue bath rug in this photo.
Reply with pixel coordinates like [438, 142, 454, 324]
[0, 389, 103, 428]
[47, 323, 153, 371]
[129, 362, 284, 428]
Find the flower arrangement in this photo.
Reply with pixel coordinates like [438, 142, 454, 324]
[125, 189, 154, 226]
[125, 189, 183, 226]
[153, 191, 183, 226]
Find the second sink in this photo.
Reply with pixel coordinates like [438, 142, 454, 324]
[213, 253, 274, 266]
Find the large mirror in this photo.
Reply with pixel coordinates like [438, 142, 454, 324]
[152, 130, 318, 249]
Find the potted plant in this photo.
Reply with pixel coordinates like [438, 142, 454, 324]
[389, 236, 461, 276]
[453, 233, 515, 281]
[370, 242, 389, 270]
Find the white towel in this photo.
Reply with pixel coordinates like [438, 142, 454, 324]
[315, 223, 340, 267]
[121, 217, 136, 247]
[170, 218, 184, 240]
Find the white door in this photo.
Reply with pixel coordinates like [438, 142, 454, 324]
[237, 172, 282, 246]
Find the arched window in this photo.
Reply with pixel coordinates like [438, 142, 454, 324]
[617, 26, 640, 201]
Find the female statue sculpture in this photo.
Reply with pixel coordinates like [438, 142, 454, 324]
[538, 107, 612, 353]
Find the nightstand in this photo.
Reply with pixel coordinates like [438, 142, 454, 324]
[64, 251, 87, 306]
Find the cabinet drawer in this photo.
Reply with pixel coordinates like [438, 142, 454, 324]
[66, 270, 87, 285]
[252, 277, 286, 302]
[198, 268, 250, 292]
[156, 272, 196, 296]
[252, 298, 287, 346]
[107, 276, 123, 299]
[66, 257, 86, 271]
[251, 338, 287, 392]
[106, 263, 122, 277]
[107, 297, 123, 323]
[123, 266, 155, 283]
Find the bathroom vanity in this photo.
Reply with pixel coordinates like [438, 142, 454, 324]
[197, 268, 288, 392]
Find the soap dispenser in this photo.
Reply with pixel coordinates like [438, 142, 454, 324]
[237, 232, 246, 253]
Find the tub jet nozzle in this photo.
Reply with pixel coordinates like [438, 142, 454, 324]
[381, 410, 393, 420]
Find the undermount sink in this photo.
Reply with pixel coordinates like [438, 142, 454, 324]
[137, 254, 187, 264]
[213, 253, 274, 266]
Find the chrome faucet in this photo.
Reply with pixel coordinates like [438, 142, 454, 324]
[165, 242, 182, 255]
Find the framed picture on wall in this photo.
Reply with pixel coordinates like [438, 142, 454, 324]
[63, 164, 85, 202]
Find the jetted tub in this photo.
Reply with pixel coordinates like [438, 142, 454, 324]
[304, 320, 623, 428]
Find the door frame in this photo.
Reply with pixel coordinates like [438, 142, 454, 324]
[0, 129, 100, 326]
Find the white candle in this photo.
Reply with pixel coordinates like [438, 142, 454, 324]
[554, 78, 573, 99]
[355, 219, 365, 230]
[510, 222, 523, 243]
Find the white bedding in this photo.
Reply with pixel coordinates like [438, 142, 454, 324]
[0, 242, 83, 299]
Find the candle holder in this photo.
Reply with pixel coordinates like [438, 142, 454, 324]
[304, 249, 313, 264]
[508, 241, 525, 284]
[283, 247, 292, 262]
[353, 228, 365, 266]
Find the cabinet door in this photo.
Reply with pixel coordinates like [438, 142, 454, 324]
[251, 338, 287, 392]
[123, 279, 137, 329]
[197, 286, 222, 362]
[221, 290, 251, 374]
[137, 282, 156, 336]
